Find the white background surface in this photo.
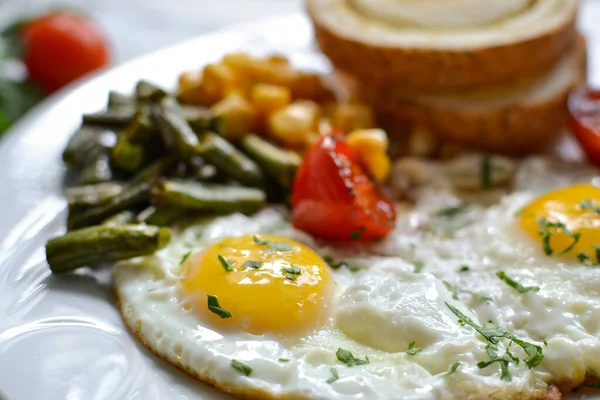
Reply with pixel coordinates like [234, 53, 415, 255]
[0, 0, 302, 62]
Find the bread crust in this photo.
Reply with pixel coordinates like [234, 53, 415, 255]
[363, 35, 588, 155]
[307, 0, 578, 94]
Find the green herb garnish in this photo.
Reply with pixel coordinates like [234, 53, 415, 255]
[445, 302, 543, 371]
[180, 251, 191, 265]
[496, 271, 539, 294]
[350, 227, 366, 240]
[218, 255, 234, 272]
[231, 359, 252, 376]
[253, 235, 294, 253]
[243, 260, 262, 269]
[327, 367, 339, 383]
[207, 295, 232, 319]
[412, 261, 424, 273]
[285, 275, 296, 281]
[580, 199, 600, 214]
[278, 358, 290, 362]
[435, 202, 469, 218]
[407, 341, 422, 356]
[537, 218, 581, 256]
[324, 256, 357, 272]
[443, 281, 492, 301]
[459, 265, 470, 273]
[336, 348, 369, 366]
[283, 266, 301, 275]
[444, 362, 461, 376]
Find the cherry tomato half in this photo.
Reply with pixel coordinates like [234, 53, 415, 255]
[291, 133, 396, 242]
[21, 13, 110, 93]
[568, 86, 600, 167]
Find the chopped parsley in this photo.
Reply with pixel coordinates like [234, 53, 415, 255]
[445, 302, 543, 375]
[443, 281, 492, 302]
[278, 358, 290, 362]
[434, 202, 470, 218]
[580, 199, 600, 214]
[349, 227, 365, 240]
[231, 359, 252, 376]
[180, 251, 191, 265]
[253, 235, 294, 253]
[207, 295, 232, 319]
[412, 261, 424, 273]
[496, 271, 539, 294]
[217, 255, 234, 272]
[481, 156, 492, 189]
[336, 348, 370, 366]
[459, 265, 470, 273]
[537, 218, 581, 256]
[243, 260, 262, 269]
[327, 367, 339, 384]
[324, 256, 358, 272]
[285, 275, 296, 281]
[407, 341, 422, 356]
[444, 362, 461, 376]
[283, 266, 302, 275]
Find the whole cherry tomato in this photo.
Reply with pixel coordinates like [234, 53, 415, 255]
[21, 13, 110, 92]
[568, 86, 600, 167]
[291, 133, 396, 242]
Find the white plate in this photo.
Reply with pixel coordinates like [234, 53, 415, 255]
[1, 11, 600, 400]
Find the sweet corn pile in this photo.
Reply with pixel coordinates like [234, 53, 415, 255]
[177, 52, 392, 182]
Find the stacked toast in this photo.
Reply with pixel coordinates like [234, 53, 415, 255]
[307, 0, 586, 154]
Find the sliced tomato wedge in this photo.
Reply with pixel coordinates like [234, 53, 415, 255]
[291, 133, 396, 242]
[568, 86, 600, 167]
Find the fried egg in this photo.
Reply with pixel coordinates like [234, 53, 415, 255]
[114, 156, 600, 399]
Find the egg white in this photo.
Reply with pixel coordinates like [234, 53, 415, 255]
[114, 157, 600, 399]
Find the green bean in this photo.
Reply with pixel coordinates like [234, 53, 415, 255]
[62, 127, 108, 167]
[135, 80, 167, 102]
[111, 139, 146, 173]
[66, 182, 124, 210]
[195, 132, 263, 187]
[137, 206, 186, 226]
[82, 107, 137, 127]
[69, 158, 172, 229]
[101, 210, 137, 226]
[239, 134, 301, 189]
[107, 91, 133, 108]
[78, 150, 114, 185]
[151, 179, 265, 214]
[151, 99, 199, 159]
[46, 224, 171, 274]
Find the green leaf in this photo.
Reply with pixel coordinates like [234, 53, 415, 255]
[349, 227, 365, 240]
[207, 294, 232, 319]
[253, 235, 294, 253]
[243, 260, 262, 269]
[217, 255, 234, 272]
[180, 251, 191, 265]
[327, 367, 339, 384]
[336, 348, 369, 367]
[444, 362, 461, 376]
[407, 341, 422, 356]
[231, 359, 252, 376]
[283, 266, 301, 275]
[496, 271, 539, 294]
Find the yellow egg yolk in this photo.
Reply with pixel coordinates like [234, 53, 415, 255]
[520, 183, 600, 261]
[180, 234, 334, 336]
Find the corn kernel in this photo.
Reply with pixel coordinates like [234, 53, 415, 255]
[210, 93, 257, 140]
[267, 101, 321, 148]
[202, 63, 239, 104]
[178, 71, 209, 105]
[332, 103, 374, 133]
[251, 84, 291, 113]
[347, 129, 391, 182]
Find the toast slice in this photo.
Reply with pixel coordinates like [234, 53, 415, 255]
[307, 0, 579, 94]
[360, 34, 588, 155]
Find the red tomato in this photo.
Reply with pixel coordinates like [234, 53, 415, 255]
[291, 133, 396, 242]
[21, 13, 110, 92]
[568, 86, 600, 167]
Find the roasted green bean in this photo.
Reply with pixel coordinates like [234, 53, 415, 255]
[151, 179, 265, 214]
[46, 224, 171, 273]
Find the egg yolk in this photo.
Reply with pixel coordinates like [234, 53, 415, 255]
[520, 183, 600, 261]
[180, 234, 334, 336]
